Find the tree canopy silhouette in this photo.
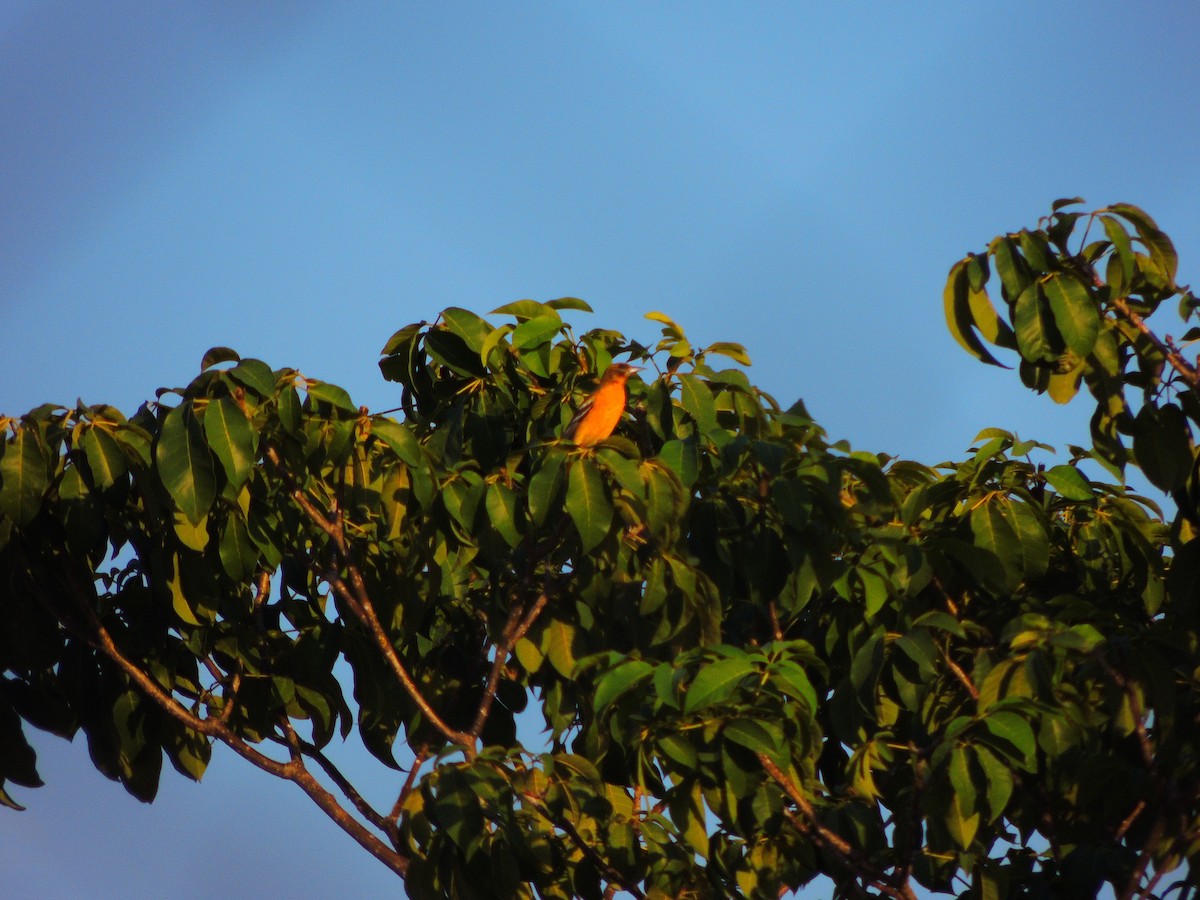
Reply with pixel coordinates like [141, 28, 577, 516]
[2, 202, 1197, 898]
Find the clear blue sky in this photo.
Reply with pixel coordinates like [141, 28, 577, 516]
[1, 3, 1197, 897]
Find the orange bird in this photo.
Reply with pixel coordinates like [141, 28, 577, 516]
[564, 362, 641, 447]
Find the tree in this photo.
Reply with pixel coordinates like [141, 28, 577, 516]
[1, 205, 1197, 899]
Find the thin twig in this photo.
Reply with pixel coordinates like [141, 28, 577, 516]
[523, 791, 646, 900]
[941, 647, 979, 701]
[1110, 296, 1200, 390]
[266, 445, 473, 751]
[1115, 799, 1146, 842]
[469, 588, 552, 739]
[757, 753, 918, 900]
[58, 562, 410, 877]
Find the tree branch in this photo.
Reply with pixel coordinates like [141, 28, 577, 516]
[469, 586, 551, 740]
[523, 790, 646, 900]
[265, 445, 473, 752]
[1110, 296, 1200, 390]
[57, 560, 411, 878]
[757, 753, 917, 900]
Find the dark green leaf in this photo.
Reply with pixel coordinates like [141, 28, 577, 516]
[156, 405, 217, 525]
[203, 397, 257, 490]
[1133, 403, 1192, 492]
[1013, 283, 1059, 363]
[81, 426, 127, 491]
[566, 458, 612, 552]
[227, 358, 277, 398]
[1044, 464, 1093, 501]
[200, 346, 239, 370]
[684, 657, 753, 713]
[1042, 273, 1100, 358]
[305, 381, 357, 415]
[945, 261, 1005, 366]
[678, 374, 718, 434]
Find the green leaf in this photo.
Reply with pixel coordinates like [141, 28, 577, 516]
[514, 637, 544, 674]
[974, 744, 1014, 823]
[1013, 283, 1059, 363]
[200, 346, 239, 370]
[218, 512, 258, 581]
[1133, 403, 1192, 492]
[946, 746, 980, 848]
[440, 307, 492, 355]
[545, 297, 593, 312]
[81, 426, 127, 491]
[305, 381, 357, 415]
[490, 299, 555, 321]
[704, 342, 752, 366]
[1051, 197, 1085, 211]
[167, 554, 201, 626]
[1042, 272, 1100, 358]
[989, 236, 1031, 302]
[543, 620, 578, 677]
[970, 500, 1021, 591]
[423, 329, 485, 377]
[566, 458, 612, 553]
[658, 438, 699, 488]
[1100, 215, 1135, 294]
[0, 426, 50, 527]
[678, 374, 718, 434]
[156, 405, 217, 525]
[173, 510, 209, 552]
[968, 285, 1016, 351]
[203, 397, 257, 490]
[1017, 229, 1051, 273]
[512, 312, 563, 351]
[1108, 202, 1177, 286]
[684, 657, 754, 713]
[227, 358, 277, 398]
[371, 418, 423, 467]
[485, 482, 522, 547]
[593, 660, 655, 713]
[645, 310, 685, 339]
[1003, 500, 1049, 581]
[528, 450, 567, 527]
[982, 710, 1036, 772]
[1044, 464, 1093, 501]
[723, 718, 782, 759]
[945, 261, 1005, 367]
[478, 323, 513, 367]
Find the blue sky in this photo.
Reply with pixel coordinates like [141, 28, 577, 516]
[2, 3, 1198, 897]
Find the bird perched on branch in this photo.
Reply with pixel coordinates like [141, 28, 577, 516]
[563, 362, 641, 447]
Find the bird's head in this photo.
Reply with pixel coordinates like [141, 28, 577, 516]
[599, 362, 642, 384]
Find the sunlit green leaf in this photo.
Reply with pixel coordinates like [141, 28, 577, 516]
[566, 457, 612, 552]
[156, 404, 217, 525]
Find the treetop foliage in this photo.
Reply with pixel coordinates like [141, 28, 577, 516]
[2, 202, 1198, 898]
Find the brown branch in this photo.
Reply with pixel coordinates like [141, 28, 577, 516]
[1110, 296, 1200, 389]
[523, 791, 646, 900]
[200, 656, 242, 724]
[1115, 799, 1146, 842]
[757, 753, 917, 900]
[59, 561, 411, 878]
[265, 445, 473, 752]
[389, 749, 430, 823]
[1101, 659, 1157, 777]
[1119, 814, 1166, 900]
[273, 719, 390, 834]
[1136, 865, 1166, 900]
[768, 599, 784, 642]
[322, 567, 472, 749]
[941, 647, 979, 701]
[469, 587, 552, 740]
